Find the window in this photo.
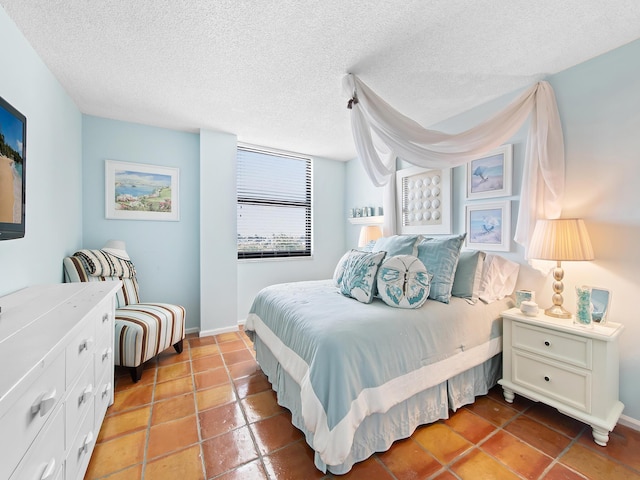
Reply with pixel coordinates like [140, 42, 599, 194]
[237, 146, 312, 259]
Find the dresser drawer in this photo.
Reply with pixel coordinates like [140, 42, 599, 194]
[9, 404, 64, 480]
[513, 350, 591, 412]
[65, 361, 95, 447]
[66, 319, 96, 388]
[512, 322, 592, 369]
[66, 399, 96, 480]
[0, 351, 65, 480]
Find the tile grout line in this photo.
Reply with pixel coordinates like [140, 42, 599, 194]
[219, 333, 271, 479]
[188, 340, 209, 480]
[140, 358, 159, 479]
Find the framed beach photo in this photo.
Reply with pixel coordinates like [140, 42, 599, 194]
[465, 201, 511, 251]
[396, 166, 452, 234]
[466, 144, 512, 200]
[105, 160, 180, 221]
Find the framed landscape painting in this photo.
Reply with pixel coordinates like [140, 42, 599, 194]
[465, 201, 510, 251]
[105, 160, 180, 221]
[466, 144, 512, 200]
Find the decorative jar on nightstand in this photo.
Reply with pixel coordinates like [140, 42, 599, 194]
[498, 307, 624, 447]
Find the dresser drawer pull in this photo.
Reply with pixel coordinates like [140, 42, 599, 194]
[544, 376, 550, 382]
[79, 431, 94, 455]
[102, 347, 113, 362]
[544, 341, 551, 346]
[30, 388, 57, 416]
[79, 384, 93, 405]
[102, 382, 113, 398]
[102, 312, 111, 323]
[78, 338, 94, 353]
[40, 458, 56, 480]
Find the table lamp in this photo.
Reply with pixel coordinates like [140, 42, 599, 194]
[528, 218, 594, 318]
[358, 225, 382, 247]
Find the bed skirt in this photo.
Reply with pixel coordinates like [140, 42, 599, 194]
[251, 334, 502, 475]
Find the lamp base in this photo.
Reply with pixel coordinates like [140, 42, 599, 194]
[544, 304, 572, 319]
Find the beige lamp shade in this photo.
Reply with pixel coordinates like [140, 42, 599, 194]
[528, 219, 594, 261]
[528, 218, 594, 318]
[358, 225, 383, 247]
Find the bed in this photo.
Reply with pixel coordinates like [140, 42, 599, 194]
[245, 275, 514, 474]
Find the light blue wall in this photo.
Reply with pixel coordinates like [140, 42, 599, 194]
[345, 39, 640, 423]
[82, 120, 347, 332]
[200, 130, 238, 334]
[82, 116, 201, 330]
[0, 8, 83, 296]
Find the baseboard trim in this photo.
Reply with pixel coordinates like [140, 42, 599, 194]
[619, 414, 640, 432]
[199, 323, 243, 337]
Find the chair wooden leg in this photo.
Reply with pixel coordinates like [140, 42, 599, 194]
[173, 339, 184, 354]
[129, 365, 144, 383]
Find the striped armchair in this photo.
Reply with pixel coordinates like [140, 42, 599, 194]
[63, 249, 186, 383]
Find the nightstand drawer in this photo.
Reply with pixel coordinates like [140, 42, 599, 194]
[513, 351, 591, 412]
[512, 322, 592, 369]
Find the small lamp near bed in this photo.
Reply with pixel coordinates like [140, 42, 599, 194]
[528, 218, 594, 318]
[358, 225, 382, 247]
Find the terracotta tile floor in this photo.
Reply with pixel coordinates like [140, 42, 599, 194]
[85, 330, 640, 479]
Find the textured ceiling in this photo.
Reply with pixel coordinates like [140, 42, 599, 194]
[2, 1, 640, 161]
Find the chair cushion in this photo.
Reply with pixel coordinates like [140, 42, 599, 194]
[114, 303, 186, 367]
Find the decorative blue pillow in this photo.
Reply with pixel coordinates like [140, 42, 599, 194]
[416, 234, 466, 303]
[451, 250, 486, 304]
[339, 250, 386, 303]
[372, 235, 423, 257]
[377, 255, 430, 309]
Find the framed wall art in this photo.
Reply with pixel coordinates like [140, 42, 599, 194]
[105, 160, 180, 221]
[466, 144, 512, 200]
[396, 166, 452, 234]
[465, 200, 511, 251]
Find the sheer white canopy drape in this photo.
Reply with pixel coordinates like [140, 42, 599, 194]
[342, 74, 565, 257]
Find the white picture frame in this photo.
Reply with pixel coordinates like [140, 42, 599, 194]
[465, 200, 511, 251]
[466, 144, 513, 200]
[396, 166, 452, 234]
[105, 160, 180, 221]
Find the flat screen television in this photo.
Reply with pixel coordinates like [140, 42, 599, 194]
[0, 95, 26, 240]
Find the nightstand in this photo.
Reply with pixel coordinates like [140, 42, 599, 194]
[498, 308, 624, 446]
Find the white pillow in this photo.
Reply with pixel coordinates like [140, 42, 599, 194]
[478, 254, 520, 304]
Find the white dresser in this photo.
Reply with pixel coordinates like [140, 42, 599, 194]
[0, 281, 121, 480]
[499, 307, 624, 446]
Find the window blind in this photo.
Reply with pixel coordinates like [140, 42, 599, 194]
[237, 147, 312, 259]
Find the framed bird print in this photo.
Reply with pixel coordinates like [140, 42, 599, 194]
[465, 201, 511, 251]
[466, 144, 512, 199]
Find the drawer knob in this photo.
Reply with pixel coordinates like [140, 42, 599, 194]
[40, 458, 56, 480]
[79, 384, 93, 405]
[79, 430, 94, 455]
[79, 338, 94, 353]
[544, 376, 550, 382]
[102, 382, 113, 398]
[102, 312, 111, 323]
[544, 341, 551, 347]
[102, 347, 113, 362]
[31, 388, 57, 416]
